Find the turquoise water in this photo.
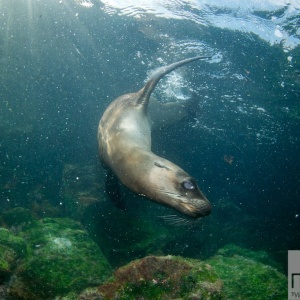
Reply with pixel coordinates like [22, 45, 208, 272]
[0, 0, 299, 298]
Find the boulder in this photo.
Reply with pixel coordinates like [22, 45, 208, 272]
[207, 244, 287, 300]
[96, 255, 224, 300]
[9, 217, 112, 299]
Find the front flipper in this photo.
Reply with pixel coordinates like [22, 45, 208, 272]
[104, 167, 126, 210]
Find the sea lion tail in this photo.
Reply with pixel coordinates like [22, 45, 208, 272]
[136, 55, 211, 112]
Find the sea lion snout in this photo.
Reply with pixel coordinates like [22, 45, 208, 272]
[193, 199, 212, 217]
[177, 192, 212, 218]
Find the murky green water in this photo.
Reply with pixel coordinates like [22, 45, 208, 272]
[0, 1, 299, 299]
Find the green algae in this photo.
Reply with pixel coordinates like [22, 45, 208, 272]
[99, 255, 224, 300]
[0, 227, 27, 258]
[216, 244, 282, 271]
[10, 217, 112, 299]
[0, 207, 37, 228]
[0, 245, 16, 280]
[119, 280, 171, 300]
[0, 207, 289, 300]
[179, 264, 223, 300]
[0, 221, 28, 281]
[207, 245, 287, 300]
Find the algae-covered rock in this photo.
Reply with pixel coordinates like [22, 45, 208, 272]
[9, 217, 112, 299]
[0, 227, 27, 258]
[77, 288, 102, 300]
[61, 164, 106, 220]
[0, 207, 37, 228]
[0, 226, 28, 286]
[207, 245, 287, 300]
[0, 244, 16, 280]
[0, 225, 28, 283]
[216, 244, 282, 271]
[60, 164, 187, 268]
[97, 255, 224, 300]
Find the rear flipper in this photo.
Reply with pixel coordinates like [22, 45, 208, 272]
[104, 167, 126, 210]
[148, 94, 200, 130]
[183, 92, 201, 120]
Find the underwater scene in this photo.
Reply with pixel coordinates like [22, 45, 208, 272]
[0, 0, 300, 299]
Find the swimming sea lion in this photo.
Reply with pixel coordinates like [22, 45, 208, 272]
[98, 56, 212, 218]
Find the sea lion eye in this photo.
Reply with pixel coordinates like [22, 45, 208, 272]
[182, 180, 195, 190]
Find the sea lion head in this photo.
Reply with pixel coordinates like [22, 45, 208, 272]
[147, 159, 212, 218]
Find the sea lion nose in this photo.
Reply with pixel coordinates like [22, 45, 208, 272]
[198, 200, 212, 217]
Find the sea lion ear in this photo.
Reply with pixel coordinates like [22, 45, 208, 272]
[154, 161, 171, 170]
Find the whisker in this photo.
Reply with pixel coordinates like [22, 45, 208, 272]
[158, 214, 181, 220]
[158, 215, 202, 227]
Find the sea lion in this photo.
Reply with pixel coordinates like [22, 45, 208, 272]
[98, 56, 212, 218]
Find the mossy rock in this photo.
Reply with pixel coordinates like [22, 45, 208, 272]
[61, 164, 106, 220]
[0, 244, 16, 280]
[0, 207, 37, 228]
[216, 244, 282, 271]
[0, 227, 27, 258]
[98, 255, 224, 300]
[10, 218, 112, 299]
[207, 245, 287, 300]
[76, 288, 100, 300]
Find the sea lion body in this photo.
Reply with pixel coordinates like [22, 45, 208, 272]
[98, 56, 212, 218]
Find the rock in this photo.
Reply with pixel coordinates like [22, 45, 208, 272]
[0, 207, 37, 229]
[0, 226, 28, 297]
[96, 255, 224, 300]
[0, 244, 16, 280]
[78, 288, 103, 300]
[9, 217, 112, 299]
[60, 164, 177, 267]
[0, 227, 27, 258]
[216, 244, 282, 271]
[61, 164, 106, 221]
[207, 245, 287, 300]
